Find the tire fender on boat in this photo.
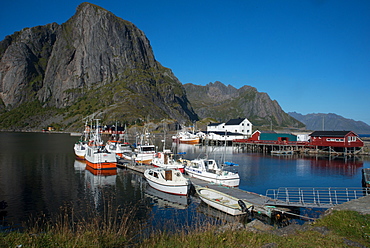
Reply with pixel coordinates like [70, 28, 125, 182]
[238, 200, 248, 212]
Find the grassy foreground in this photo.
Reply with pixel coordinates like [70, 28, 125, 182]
[1, 210, 369, 247]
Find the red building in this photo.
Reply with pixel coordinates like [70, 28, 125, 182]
[309, 131, 364, 153]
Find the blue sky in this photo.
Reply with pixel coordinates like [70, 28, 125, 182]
[1, 0, 370, 125]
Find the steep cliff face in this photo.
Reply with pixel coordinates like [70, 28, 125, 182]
[0, 23, 58, 108]
[0, 3, 197, 129]
[39, 3, 159, 107]
[184, 81, 304, 129]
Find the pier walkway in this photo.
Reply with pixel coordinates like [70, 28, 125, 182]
[265, 187, 369, 209]
[117, 162, 369, 217]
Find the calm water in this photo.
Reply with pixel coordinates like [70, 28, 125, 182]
[0, 132, 369, 231]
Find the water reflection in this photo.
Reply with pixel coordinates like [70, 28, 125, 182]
[0, 133, 369, 232]
[84, 167, 117, 209]
[145, 185, 190, 209]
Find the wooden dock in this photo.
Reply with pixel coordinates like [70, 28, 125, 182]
[117, 160, 289, 218]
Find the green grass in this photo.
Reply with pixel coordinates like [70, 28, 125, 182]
[1, 206, 369, 247]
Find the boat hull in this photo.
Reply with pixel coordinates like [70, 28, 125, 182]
[85, 147, 117, 170]
[144, 168, 189, 196]
[196, 187, 253, 216]
[146, 178, 188, 196]
[185, 167, 240, 187]
[74, 143, 87, 159]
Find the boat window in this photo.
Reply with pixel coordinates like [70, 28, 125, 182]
[154, 172, 158, 178]
[142, 147, 155, 152]
[175, 172, 181, 177]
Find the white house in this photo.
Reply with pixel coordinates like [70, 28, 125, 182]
[207, 122, 225, 132]
[206, 118, 252, 136]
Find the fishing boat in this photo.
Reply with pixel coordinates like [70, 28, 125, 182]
[151, 150, 185, 173]
[85, 120, 117, 171]
[172, 131, 200, 144]
[74, 141, 88, 160]
[184, 158, 240, 187]
[144, 167, 190, 196]
[104, 124, 132, 158]
[105, 139, 132, 158]
[196, 187, 253, 216]
[73, 122, 90, 159]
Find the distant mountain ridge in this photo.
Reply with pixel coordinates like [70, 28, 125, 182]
[288, 112, 370, 134]
[184, 81, 305, 129]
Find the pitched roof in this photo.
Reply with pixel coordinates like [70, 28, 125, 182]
[208, 131, 244, 136]
[309, 131, 353, 137]
[225, 118, 245, 125]
[207, 122, 224, 126]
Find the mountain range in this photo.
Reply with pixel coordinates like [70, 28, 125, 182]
[183, 81, 304, 129]
[0, 3, 367, 133]
[288, 112, 370, 134]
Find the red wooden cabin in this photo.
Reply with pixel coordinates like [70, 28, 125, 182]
[309, 131, 364, 153]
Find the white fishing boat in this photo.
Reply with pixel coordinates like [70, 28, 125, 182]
[73, 121, 90, 159]
[151, 150, 185, 173]
[105, 139, 132, 158]
[184, 158, 240, 187]
[126, 144, 155, 164]
[144, 167, 189, 196]
[196, 187, 253, 216]
[74, 141, 88, 159]
[85, 120, 117, 171]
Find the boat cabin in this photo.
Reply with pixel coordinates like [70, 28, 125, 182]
[148, 169, 183, 181]
[191, 159, 220, 173]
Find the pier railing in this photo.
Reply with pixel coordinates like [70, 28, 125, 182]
[265, 187, 369, 208]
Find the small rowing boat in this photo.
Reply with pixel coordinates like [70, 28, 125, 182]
[196, 187, 253, 216]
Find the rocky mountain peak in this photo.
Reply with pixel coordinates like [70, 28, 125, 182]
[0, 3, 197, 130]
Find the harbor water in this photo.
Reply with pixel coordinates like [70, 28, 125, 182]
[0, 132, 369, 232]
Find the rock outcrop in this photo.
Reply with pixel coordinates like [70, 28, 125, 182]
[0, 3, 197, 129]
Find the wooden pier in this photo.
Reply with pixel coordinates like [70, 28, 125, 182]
[117, 160, 292, 218]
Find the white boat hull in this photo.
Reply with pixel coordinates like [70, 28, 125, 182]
[185, 167, 240, 187]
[196, 187, 253, 216]
[74, 143, 87, 159]
[146, 178, 188, 196]
[184, 158, 240, 187]
[144, 168, 189, 196]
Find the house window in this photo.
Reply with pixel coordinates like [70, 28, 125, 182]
[326, 138, 344, 142]
[348, 136, 356, 142]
